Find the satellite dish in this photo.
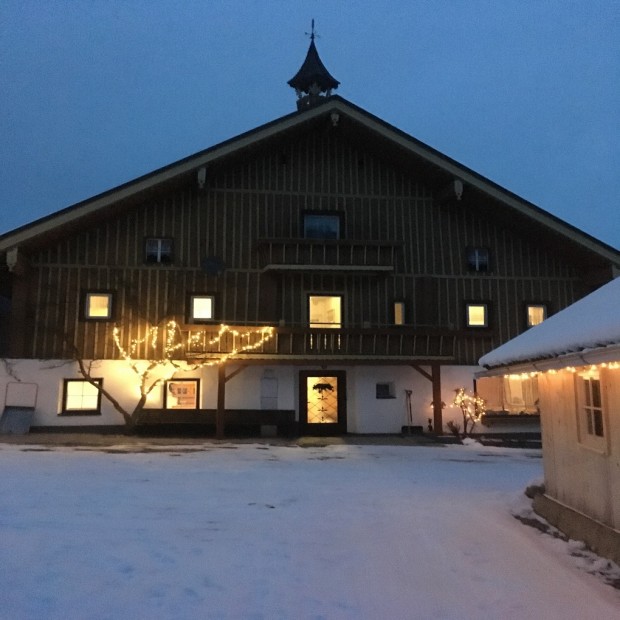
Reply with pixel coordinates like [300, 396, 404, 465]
[201, 256, 226, 276]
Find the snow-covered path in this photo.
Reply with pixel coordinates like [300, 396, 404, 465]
[0, 442, 617, 619]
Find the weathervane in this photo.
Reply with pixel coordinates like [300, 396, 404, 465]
[305, 19, 318, 41]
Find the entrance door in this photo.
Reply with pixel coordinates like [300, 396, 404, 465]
[299, 371, 347, 435]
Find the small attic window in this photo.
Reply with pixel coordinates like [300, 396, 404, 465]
[145, 238, 173, 264]
[466, 248, 489, 272]
[303, 212, 341, 240]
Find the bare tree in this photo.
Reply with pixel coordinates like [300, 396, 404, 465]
[74, 320, 274, 430]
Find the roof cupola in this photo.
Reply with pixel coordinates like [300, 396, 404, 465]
[288, 20, 339, 110]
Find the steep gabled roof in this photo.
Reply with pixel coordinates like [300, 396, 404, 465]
[1, 96, 619, 267]
[478, 277, 620, 374]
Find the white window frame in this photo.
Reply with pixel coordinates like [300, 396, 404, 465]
[576, 370, 606, 451]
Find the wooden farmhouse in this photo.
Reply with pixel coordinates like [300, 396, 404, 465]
[477, 278, 620, 562]
[1, 37, 619, 436]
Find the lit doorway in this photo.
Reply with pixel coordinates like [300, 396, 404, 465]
[299, 370, 347, 435]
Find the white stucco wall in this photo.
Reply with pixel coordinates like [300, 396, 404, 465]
[0, 359, 479, 434]
[345, 365, 478, 433]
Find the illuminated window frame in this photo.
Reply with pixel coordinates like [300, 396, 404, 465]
[188, 294, 215, 323]
[145, 237, 173, 264]
[61, 379, 102, 415]
[308, 294, 342, 328]
[393, 301, 406, 326]
[164, 379, 200, 410]
[465, 302, 489, 328]
[84, 292, 114, 321]
[526, 303, 547, 328]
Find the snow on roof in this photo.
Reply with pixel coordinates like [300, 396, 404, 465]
[479, 277, 620, 369]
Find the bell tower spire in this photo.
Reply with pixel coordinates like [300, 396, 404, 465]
[288, 20, 340, 110]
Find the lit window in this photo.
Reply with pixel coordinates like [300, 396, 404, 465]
[394, 301, 405, 326]
[466, 303, 488, 327]
[190, 295, 214, 321]
[580, 372, 604, 438]
[303, 213, 341, 239]
[526, 304, 547, 327]
[62, 379, 101, 414]
[145, 238, 173, 264]
[309, 295, 341, 328]
[502, 375, 539, 413]
[466, 248, 489, 272]
[85, 293, 113, 320]
[165, 379, 199, 409]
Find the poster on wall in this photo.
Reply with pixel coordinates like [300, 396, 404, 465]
[166, 380, 199, 409]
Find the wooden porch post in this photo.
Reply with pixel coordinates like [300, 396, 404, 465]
[216, 363, 226, 439]
[410, 363, 445, 435]
[431, 363, 443, 434]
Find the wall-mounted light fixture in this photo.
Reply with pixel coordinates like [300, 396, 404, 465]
[197, 167, 207, 189]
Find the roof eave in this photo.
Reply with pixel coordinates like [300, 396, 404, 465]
[476, 343, 620, 377]
[1, 95, 618, 265]
[0, 101, 336, 252]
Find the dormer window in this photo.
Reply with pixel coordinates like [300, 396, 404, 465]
[303, 212, 341, 240]
[145, 238, 173, 264]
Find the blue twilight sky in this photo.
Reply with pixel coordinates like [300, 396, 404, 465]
[1, 1, 618, 248]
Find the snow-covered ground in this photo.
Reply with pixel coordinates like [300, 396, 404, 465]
[0, 441, 618, 619]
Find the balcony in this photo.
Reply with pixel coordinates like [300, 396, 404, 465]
[183, 325, 457, 362]
[255, 239, 400, 274]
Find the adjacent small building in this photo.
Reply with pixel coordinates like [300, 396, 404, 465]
[477, 277, 620, 562]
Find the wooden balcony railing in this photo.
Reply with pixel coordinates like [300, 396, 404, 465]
[255, 239, 400, 272]
[182, 325, 457, 361]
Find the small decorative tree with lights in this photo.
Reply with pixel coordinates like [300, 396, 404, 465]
[451, 387, 486, 437]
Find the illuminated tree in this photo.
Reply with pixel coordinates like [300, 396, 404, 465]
[452, 387, 486, 436]
[75, 320, 274, 431]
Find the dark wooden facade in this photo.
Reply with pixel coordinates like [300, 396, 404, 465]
[1, 98, 618, 368]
